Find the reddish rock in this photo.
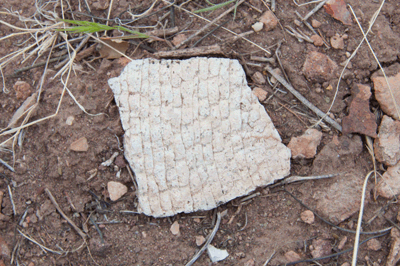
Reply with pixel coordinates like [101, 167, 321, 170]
[342, 84, 377, 137]
[372, 64, 400, 120]
[259, 11, 278, 32]
[310, 239, 332, 259]
[376, 161, 400, 198]
[374, 115, 400, 165]
[0, 236, 10, 260]
[288, 129, 322, 159]
[302, 51, 338, 83]
[114, 155, 127, 168]
[311, 19, 321, 28]
[311, 34, 324, 47]
[13, 81, 32, 100]
[284, 250, 301, 263]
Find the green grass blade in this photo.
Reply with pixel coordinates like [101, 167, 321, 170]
[194, 0, 236, 13]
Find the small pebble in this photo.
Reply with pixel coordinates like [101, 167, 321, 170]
[346, 52, 351, 58]
[367, 239, 381, 251]
[170, 221, 180, 235]
[311, 19, 322, 28]
[300, 210, 315, 224]
[251, 22, 263, 32]
[70, 137, 89, 152]
[294, 19, 302, 27]
[331, 33, 345, 49]
[311, 34, 324, 47]
[66, 116, 74, 125]
[253, 87, 268, 102]
[252, 72, 266, 84]
[284, 250, 301, 262]
[195, 235, 205, 246]
[107, 181, 128, 201]
[338, 236, 347, 250]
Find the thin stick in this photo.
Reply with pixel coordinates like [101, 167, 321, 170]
[11, 55, 68, 76]
[265, 65, 342, 131]
[106, 0, 114, 27]
[191, 19, 230, 48]
[154, 44, 223, 58]
[302, 0, 329, 21]
[352, 171, 374, 266]
[175, 0, 246, 49]
[45, 188, 87, 239]
[7, 185, 16, 215]
[185, 212, 222, 266]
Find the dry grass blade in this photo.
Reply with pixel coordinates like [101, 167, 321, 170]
[352, 170, 374, 266]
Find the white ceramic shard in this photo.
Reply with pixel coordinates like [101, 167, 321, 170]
[108, 57, 291, 217]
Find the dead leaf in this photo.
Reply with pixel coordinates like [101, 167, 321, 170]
[98, 39, 129, 59]
[324, 0, 352, 25]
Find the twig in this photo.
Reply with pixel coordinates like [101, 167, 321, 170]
[45, 188, 87, 239]
[302, 0, 329, 21]
[271, 0, 276, 12]
[250, 55, 275, 64]
[238, 212, 248, 231]
[170, 5, 175, 27]
[265, 65, 342, 131]
[176, 0, 245, 48]
[154, 44, 223, 58]
[7, 185, 16, 215]
[271, 173, 342, 188]
[0, 158, 15, 172]
[185, 212, 222, 266]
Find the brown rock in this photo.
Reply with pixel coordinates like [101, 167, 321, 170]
[70, 137, 89, 152]
[387, 228, 400, 266]
[330, 33, 345, 49]
[372, 64, 400, 120]
[13, 81, 32, 100]
[311, 19, 322, 28]
[300, 210, 315, 224]
[284, 250, 301, 263]
[310, 239, 332, 259]
[374, 115, 400, 165]
[252, 72, 266, 84]
[37, 200, 56, 220]
[376, 161, 400, 198]
[311, 34, 324, 47]
[288, 129, 322, 159]
[107, 181, 128, 201]
[342, 84, 377, 137]
[367, 239, 381, 251]
[302, 51, 338, 83]
[252, 87, 268, 102]
[259, 11, 278, 32]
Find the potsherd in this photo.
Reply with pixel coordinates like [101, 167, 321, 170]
[108, 57, 291, 217]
